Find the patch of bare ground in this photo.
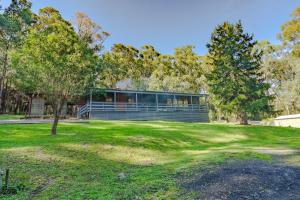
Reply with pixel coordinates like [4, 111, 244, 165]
[181, 155, 300, 200]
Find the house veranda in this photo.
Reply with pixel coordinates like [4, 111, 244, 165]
[78, 89, 209, 122]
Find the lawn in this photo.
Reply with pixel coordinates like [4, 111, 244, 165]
[0, 114, 24, 120]
[0, 121, 299, 199]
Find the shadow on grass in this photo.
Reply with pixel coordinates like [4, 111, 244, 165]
[1, 121, 300, 199]
[0, 143, 182, 199]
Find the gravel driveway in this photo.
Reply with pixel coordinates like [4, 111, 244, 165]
[182, 158, 300, 200]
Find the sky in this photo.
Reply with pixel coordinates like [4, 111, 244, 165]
[1, 0, 299, 55]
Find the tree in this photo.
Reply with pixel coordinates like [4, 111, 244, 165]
[280, 6, 300, 52]
[148, 54, 173, 91]
[12, 7, 97, 135]
[139, 45, 160, 77]
[99, 43, 206, 93]
[255, 6, 300, 115]
[133, 45, 160, 90]
[255, 40, 299, 114]
[73, 11, 109, 54]
[99, 44, 142, 89]
[73, 11, 109, 91]
[98, 53, 126, 88]
[276, 6, 300, 114]
[206, 21, 273, 124]
[0, 0, 33, 113]
[148, 46, 206, 93]
[173, 45, 204, 93]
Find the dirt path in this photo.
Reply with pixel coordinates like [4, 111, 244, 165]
[182, 157, 300, 200]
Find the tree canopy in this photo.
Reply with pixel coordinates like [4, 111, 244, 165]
[206, 21, 273, 124]
[12, 7, 98, 135]
[0, 0, 33, 113]
[257, 6, 300, 115]
[0, 1, 299, 132]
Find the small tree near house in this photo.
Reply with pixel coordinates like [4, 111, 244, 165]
[12, 7, 98, 135]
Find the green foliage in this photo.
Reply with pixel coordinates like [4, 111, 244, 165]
[148, 54, 175, 91]
[139, 45, 160, 77]
[73, 11, 110, 54]
[0, 0, 33, 42]
[257, 6, 300, 115]
[2, 1, 299, 123]
[149, 46, 205, 93]
[0, 121, 299, 199]
[11, 7, 98, 134]
[99, 44, 142, 88]
[0, 0, 33, 113]
[277, 6, 300, 114]
[280, 6, 300, 51]
[12, 7, 97, 94]
[99, 44, 206, 93]
[206, 21, 273, 124]
[99, 44, 162, 89]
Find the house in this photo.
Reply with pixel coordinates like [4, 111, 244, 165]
[78, 88, 209, 122]
[274, 114, 300, 128]
[27, 94, 75, 118]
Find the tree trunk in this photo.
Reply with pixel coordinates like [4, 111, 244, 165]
[51, 114, 59, 135]
[238, 111, 248, 125]
[14, 94, 20, 114]
[26, 95, 33, 118]
[0, 44, 9, 114]
[51, 98, 65, 135]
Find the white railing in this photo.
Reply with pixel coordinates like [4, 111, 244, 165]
[79, 101, 208, 116]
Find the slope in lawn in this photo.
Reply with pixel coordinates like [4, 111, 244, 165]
[0, 121, 299, 199]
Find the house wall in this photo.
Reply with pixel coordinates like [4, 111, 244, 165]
[85, 89, 209, 122]
[274, 117, 300, 128]
[61, 103, 68, 117]
[31, 97, 45, 116]
[90, 111, 209, 122]
[30, 97, 72, 117]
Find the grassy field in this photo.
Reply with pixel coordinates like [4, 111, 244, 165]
[0, 114, 24, 120]
[0, 121, 299, 199]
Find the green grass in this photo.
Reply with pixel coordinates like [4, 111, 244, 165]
[0, 121, 299, 199]
[0, 114, 24, 120]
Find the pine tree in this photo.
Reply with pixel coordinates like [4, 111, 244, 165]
[206, 21, 273, 124]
